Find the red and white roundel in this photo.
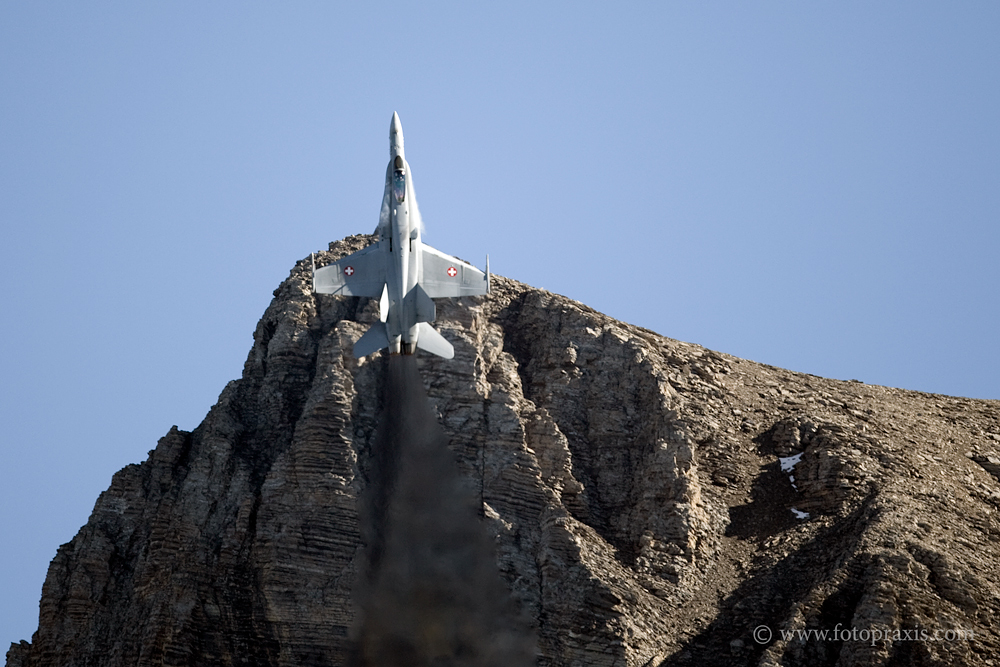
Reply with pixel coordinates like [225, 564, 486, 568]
[447, 266, 458, 277]
[344, 266, 355, 276]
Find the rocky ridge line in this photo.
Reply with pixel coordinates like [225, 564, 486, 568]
[7, 234, 1000, 666]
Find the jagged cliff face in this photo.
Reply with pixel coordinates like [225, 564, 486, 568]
[8, 235, 1000, 667]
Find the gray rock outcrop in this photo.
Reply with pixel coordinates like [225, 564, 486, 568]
[8, 235, 1000, 666]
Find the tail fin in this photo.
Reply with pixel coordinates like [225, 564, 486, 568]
[416, 322, 454, 359]
[413, 284, 436, 324]
[354, 322, 390, 358]
[379, 284, 389, 323]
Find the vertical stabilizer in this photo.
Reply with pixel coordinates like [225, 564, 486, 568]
[379, 284, 389, 323]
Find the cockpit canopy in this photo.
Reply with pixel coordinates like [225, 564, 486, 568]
[392, 155, 406, 203]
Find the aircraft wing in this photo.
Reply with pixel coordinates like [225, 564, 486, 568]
[314, 243, 387, 297]
[419, 243, 489, 298]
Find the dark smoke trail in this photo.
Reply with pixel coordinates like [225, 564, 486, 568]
[351, 355, 536, 667]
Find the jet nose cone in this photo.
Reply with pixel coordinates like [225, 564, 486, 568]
[389, 112, 404, 156]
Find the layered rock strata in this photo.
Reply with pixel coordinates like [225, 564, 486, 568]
[8, 234, 1000, 666]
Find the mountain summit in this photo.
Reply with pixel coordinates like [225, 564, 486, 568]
[8, 235, 1000, 666]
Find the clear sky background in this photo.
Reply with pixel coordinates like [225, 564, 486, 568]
[2, 2, 998, 647]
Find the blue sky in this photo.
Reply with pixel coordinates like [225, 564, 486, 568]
[2, 2, 998, 646]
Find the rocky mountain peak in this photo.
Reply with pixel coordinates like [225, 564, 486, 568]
[8, 235, 1000, 666]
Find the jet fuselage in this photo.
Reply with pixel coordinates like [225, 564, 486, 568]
[312, 112, 489, 359]
[382, 153, 423, 353]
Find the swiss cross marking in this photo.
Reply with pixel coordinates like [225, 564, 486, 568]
[344, 266, 355, 276]
[447, 266, 458, 277]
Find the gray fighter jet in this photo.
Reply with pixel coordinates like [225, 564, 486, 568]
[312, 112, 489, 359]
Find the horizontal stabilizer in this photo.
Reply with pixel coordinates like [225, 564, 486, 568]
[416, 322, 454, 359]
[353, 322, 389, 358]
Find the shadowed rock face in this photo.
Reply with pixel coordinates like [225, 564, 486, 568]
[7, 234, 1000, 667]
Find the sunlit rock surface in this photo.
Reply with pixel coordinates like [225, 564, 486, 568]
[8, 235, 1000, 666]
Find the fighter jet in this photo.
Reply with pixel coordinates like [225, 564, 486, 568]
[312, 112, 490, 359]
